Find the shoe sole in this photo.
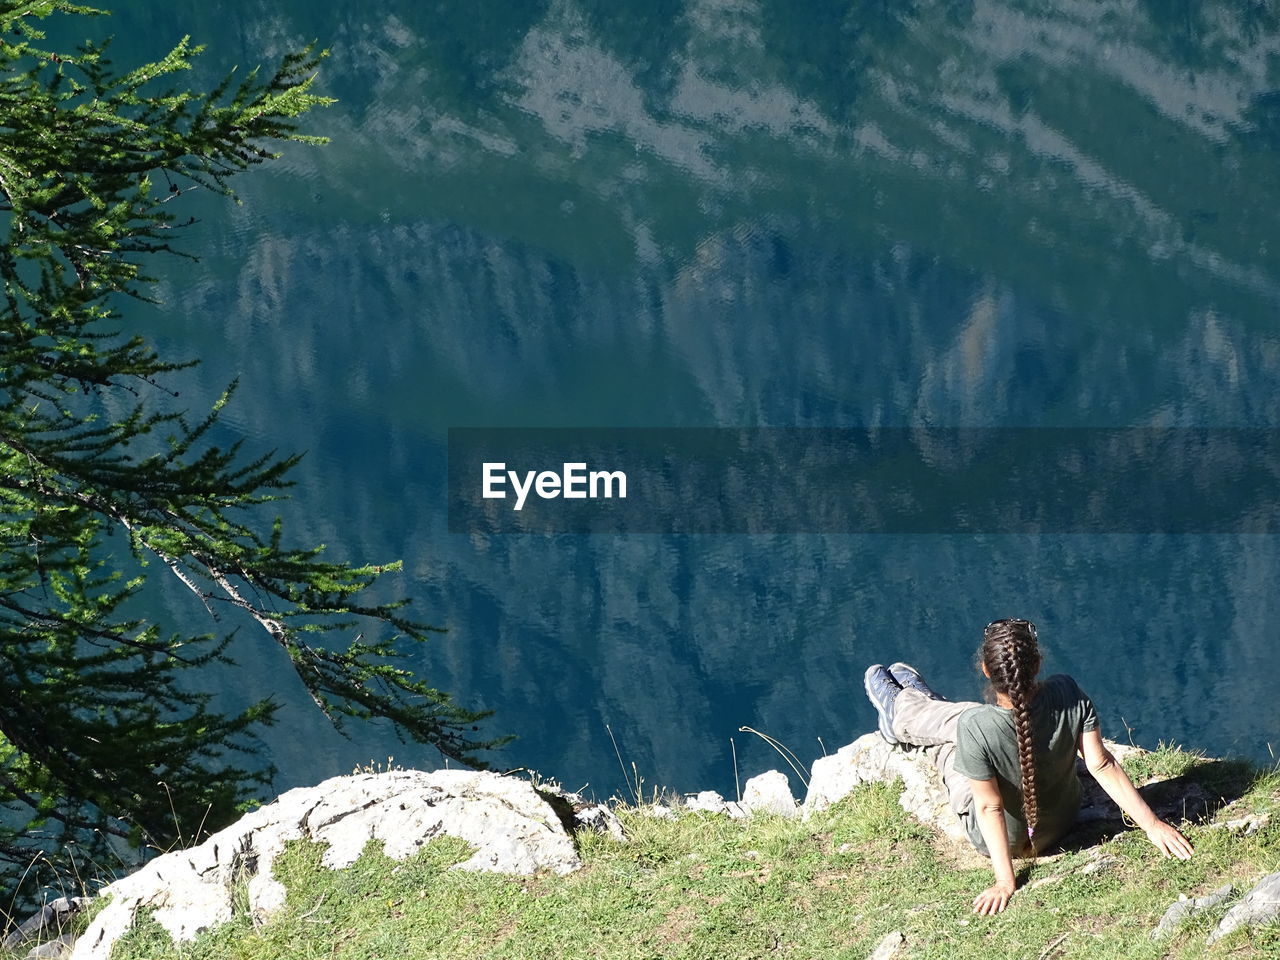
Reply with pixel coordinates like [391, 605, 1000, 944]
[863, 665, 900, 744]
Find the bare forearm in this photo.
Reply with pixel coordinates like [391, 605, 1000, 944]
[1089, 756, 1159, 829]
[1079, 732, 1194, 861]
[975, 805, 1017, 888]
[968, 778, 1021, 914]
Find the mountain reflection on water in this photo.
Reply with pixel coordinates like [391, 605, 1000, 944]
[82, 0, 1280, 795]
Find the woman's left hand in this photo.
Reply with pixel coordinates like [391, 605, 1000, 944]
[1145, 819, 1194, 860]
[972, 880, 1016, 915]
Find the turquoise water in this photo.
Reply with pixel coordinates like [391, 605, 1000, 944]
[70, 1, 1280, 798]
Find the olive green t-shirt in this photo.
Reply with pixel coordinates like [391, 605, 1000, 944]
[953, 674, 1099, 856]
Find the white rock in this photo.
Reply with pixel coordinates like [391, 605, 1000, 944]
[803, 738, 879, 817]
[685, 790, 730, 814]
[742, 770, 798, 818]
[1150, 884, 1233, 940]
[69, 770, 580, 960]
[802, 734, 967, 844]
[868, 930, 905, 960]
[1219, 814, 1270, 836]
[1078, 854, 1119, 876]
[24, 934, 74, 959]
[528, 782, 628, 842]
[643, 803, 677, 819]
[1208, 871, 1280, 944]
[574, 804, 627, 842]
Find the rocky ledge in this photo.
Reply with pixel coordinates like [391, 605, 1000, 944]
[41, 769, 616, 960]
[3, 736, 1275, 959]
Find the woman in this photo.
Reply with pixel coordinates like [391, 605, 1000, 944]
[863, 618, 1193, 915]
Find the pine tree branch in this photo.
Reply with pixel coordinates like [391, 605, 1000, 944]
[0, 5, 502, 910]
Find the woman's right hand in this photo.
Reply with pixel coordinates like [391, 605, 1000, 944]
[1144, 819, 1194, 860]
[972, 880, 1016, 915]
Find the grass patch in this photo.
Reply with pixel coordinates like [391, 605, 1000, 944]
[1120, 741, 1210, 784]
[16, 751, 1276, 960]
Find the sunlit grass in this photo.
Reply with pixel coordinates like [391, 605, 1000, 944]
[70, 750, 1280, 960]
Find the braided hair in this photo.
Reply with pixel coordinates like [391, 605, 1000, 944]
[979, 619, 1043, 846]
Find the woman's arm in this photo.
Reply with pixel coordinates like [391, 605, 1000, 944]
[969, 776, 1018, 914]
[1079, 728, 1194, 860]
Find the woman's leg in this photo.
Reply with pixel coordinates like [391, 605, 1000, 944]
[891, 688, 978, 745]
[892, 688, 982, 816]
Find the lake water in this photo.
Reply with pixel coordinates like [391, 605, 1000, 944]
[76, 0, 1280, 800]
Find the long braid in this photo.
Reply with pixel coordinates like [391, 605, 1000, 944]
[980, 620, 1043, 851]
[999, 641, 1040, 840]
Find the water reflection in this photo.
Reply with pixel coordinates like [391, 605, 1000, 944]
[74, 0, 1280, 794]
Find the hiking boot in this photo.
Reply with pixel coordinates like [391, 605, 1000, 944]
[863, 664, 902, 744]
[888, 662, 945, 701]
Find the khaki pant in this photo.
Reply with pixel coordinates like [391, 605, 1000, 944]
[890, 688, 982, 819]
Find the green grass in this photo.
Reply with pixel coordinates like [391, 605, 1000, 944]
[86, 752, 1280, 960]
[1120, 742, 1213, 785]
